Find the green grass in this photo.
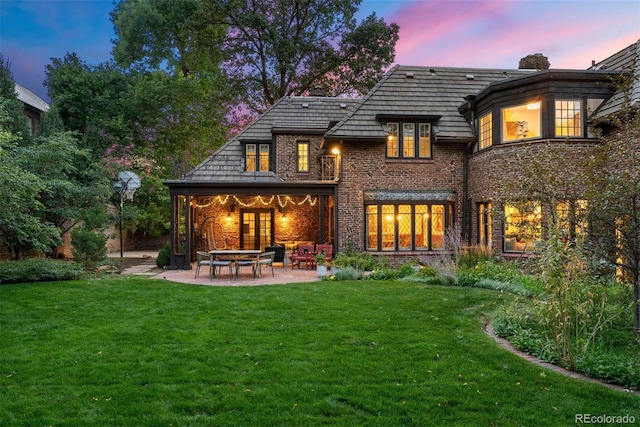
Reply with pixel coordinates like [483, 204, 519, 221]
[1, 277, 639, 426]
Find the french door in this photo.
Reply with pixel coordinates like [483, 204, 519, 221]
[240, 209, 273, 250]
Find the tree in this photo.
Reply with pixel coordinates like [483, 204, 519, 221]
[213, 0, 399, 111]
[585, 72, 640, 332]
[0, 99, 60, 259]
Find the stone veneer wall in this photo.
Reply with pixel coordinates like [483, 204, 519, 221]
[467, 139, 601, 254]
[335, 140, 465, 254]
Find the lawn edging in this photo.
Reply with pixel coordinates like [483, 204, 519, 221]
[484, 320, 640, 396]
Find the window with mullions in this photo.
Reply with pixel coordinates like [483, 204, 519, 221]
[386, 122, 431, 158]
[504, 202, 541, 252]
[297, 142, 310, 172]
[366, 202, 451, 251]
[479, 113, 492, 150]
[246, 143, 270, 172]
[555, 100, 582, 137]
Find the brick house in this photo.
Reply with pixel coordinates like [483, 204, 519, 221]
[165, 41, 638, 269]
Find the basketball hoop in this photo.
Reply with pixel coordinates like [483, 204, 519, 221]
[123, 188, 136, 202]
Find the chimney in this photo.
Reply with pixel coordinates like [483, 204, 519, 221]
[518, 53, 550, 70]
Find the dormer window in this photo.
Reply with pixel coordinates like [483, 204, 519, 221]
[386, 122, 431, 159]
[246, 143, 270, 172]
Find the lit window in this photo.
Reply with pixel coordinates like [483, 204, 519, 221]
[555, 100, 582, 137]
[297, 142, 309, 172]
[365, 203, 452, 251]
[479, 113, 492, 149]
[504, 202, 541, 252]
[259, 144, 270, 171]
[556, 200, 588, 242]
[403, 124, 414, 157]
[387, 123, 399, 157]
[246, 144, 256, 171]
[502, 103, 541, 142]
[478, 202, 492, 247]
[418, 124, 431, 157]
[386, 122, 431, 158]
[246, 144, 270, 172]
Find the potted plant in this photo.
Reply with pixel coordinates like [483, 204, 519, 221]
[314, 253, 328, 277]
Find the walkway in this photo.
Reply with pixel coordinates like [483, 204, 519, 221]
[108, 251, 321, 286]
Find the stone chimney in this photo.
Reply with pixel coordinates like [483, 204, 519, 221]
[518, 53, 550, 70]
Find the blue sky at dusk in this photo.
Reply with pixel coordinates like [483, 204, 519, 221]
[1, 0, 639, 103]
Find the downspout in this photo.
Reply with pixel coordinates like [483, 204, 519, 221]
[462, 95, 477, 246]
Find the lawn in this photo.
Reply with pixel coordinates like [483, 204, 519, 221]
[1, 277, 639, 426]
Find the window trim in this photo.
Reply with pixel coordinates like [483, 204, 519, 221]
[554, 99, 583, 138]
[245, 142, 270, 172]
[365, 201, 453, 251]
[479, 112, 493, 150]
[297, 141, 310, 173]
[386, 122, 432, 159]
[501, 102, 542, 142]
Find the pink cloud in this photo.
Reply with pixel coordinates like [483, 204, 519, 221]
[384, 0, 639, 69]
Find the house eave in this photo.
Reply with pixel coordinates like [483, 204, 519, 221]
[165, 180, 338, 196]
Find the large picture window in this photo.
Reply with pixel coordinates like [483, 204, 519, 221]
[366, 202, 451, 251]
[504, 202, 541, 252]
[555, 100, 582, 137]
[386, 122, 431, 158]
[502, 103, 541, 142]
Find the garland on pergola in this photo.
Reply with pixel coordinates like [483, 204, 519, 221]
[193, 195, 317, 209]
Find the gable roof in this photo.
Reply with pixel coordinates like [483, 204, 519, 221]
[182, 96, 360, 182]
[325, 65, 533, 143]
[589, 39, 640, 117]
[15, 83, 49, 113]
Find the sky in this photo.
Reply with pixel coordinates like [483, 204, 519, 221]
[1, 0, 639, 103]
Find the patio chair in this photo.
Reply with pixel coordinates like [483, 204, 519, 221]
[211, 257, 234, 279]
[315, 243, 333, 263]
[255, 251, 275, 278]
[265, 245, 285, 267]
[194, 251, 213, 279]
[235, 257, 256, 279]
[291, 244, 315, 269]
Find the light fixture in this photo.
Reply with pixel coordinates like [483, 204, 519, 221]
[331, 147, 340, 155]
[527, 102, 540, 110]
[281, 214, 287, 222]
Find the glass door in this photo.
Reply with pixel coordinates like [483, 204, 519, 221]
[241, 209, 272, 250]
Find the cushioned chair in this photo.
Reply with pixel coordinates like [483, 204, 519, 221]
[211, 258, 234, 279]
[194, 251, 213, 279]
[235, 257, 256, 278]
[255, 251, 275, 278]
[314, 244, 333, 263]
[291, 244, 315, 269]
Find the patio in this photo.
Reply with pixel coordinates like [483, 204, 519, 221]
[151, 262, 322, 287]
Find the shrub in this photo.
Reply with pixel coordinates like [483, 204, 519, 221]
[0, 259, 83, 284]
[332, 266, 362, 281]
[156, 243, 170, 268]
[332, 252, 381, 271]
[457, 244, 494, 270]
[71, 227, 108, 269]
[367, 264, 415, 280]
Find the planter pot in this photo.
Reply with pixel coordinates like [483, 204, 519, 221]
[317, 265, 328, 277]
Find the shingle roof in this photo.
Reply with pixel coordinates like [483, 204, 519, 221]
[15, 83, 49, 112]
[182, 96, 360, 182]
[590, 39, 640, 117]
[325, 65, 533, 142]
